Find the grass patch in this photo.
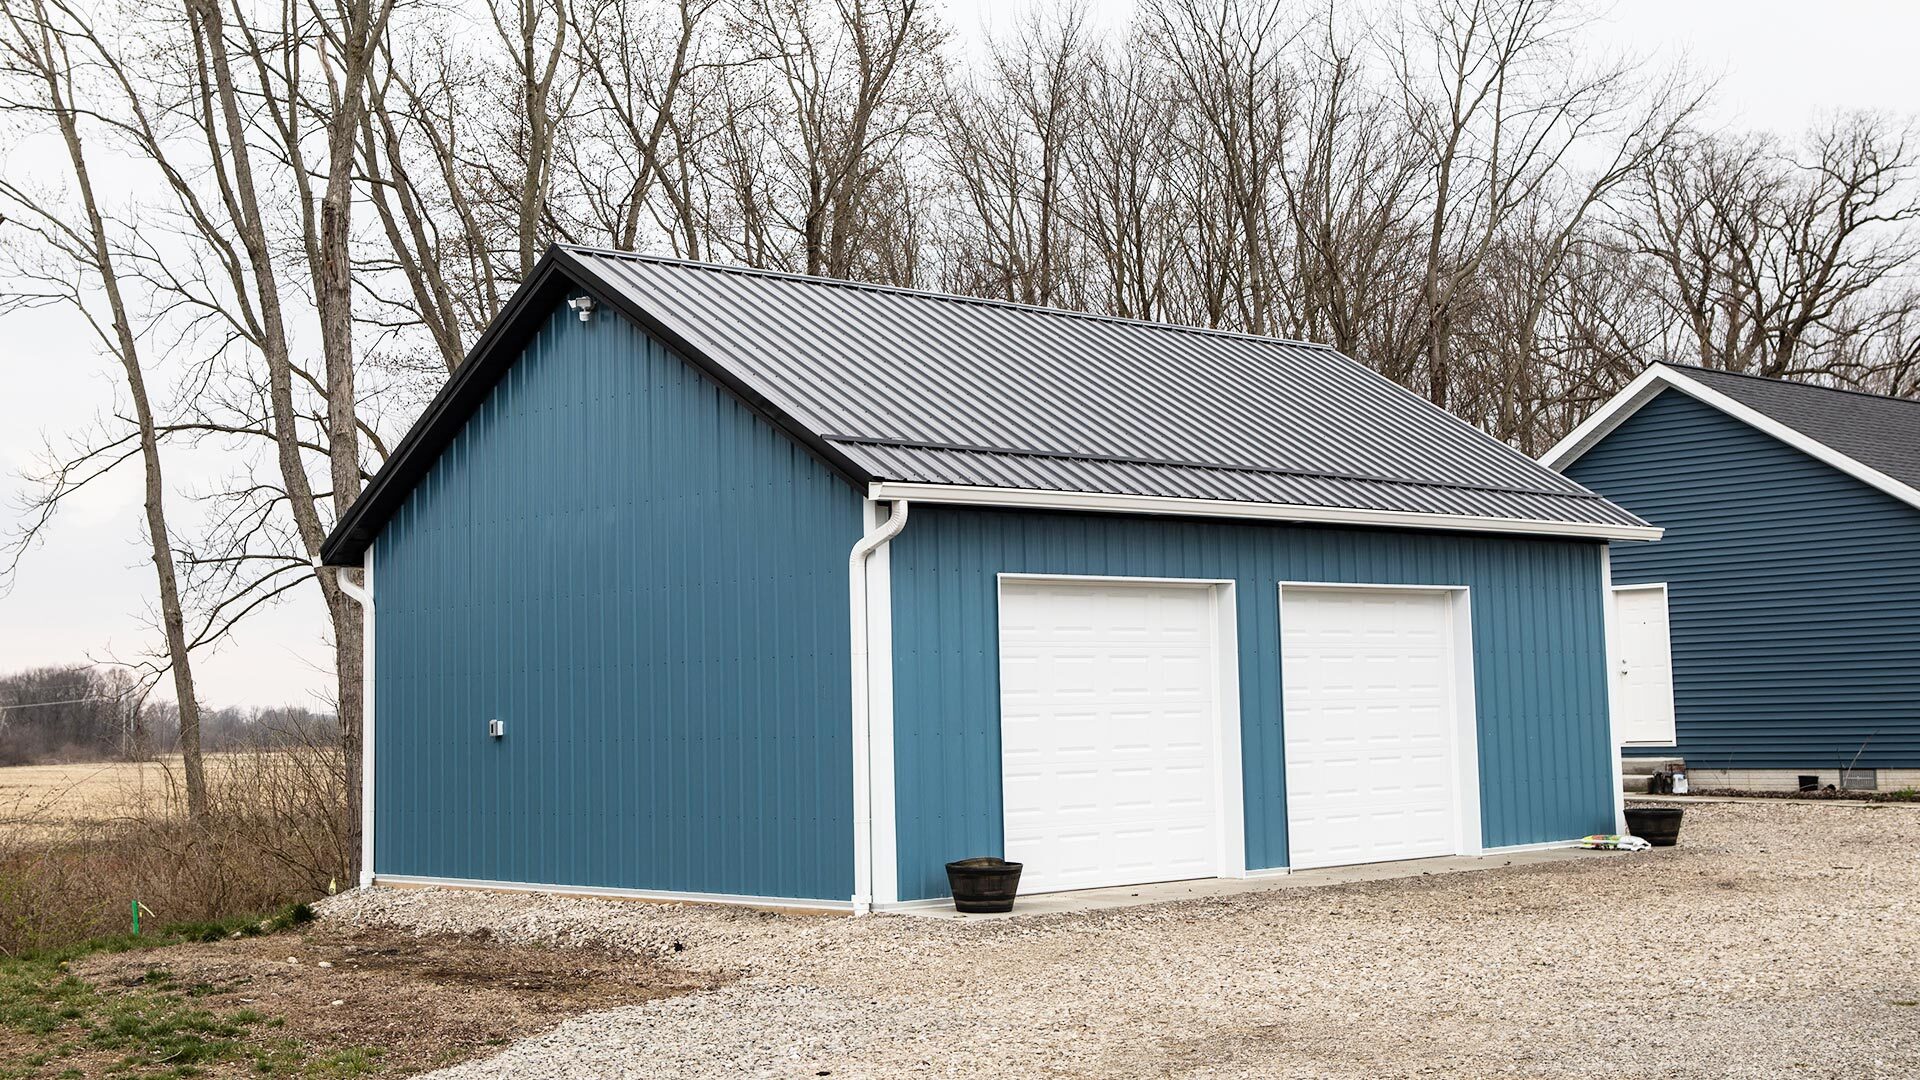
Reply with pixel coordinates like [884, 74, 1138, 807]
[0, 905, 373, 1079]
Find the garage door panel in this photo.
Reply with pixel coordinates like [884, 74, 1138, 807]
[1282, 587, 1464, 871]
[999, 580, 1225, 894]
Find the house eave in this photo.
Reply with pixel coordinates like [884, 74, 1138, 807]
[867, 482, 1664, 542]
[1542, 364, 1920, 517]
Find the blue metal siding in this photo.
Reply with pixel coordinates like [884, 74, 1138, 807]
[889, 506, 1616, 901]
[373, 302, 862, 901]
[1565, 388, 1920, 770]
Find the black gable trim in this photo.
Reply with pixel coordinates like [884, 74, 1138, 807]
[318, 247, 873, 566]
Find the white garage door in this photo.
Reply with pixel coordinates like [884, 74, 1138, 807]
[1281, 586, 1467, 870]
[999, 579, 1225, 893]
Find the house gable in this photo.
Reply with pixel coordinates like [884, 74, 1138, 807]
[1565, 387, 1920, 769]
[371, 298, 865, 900]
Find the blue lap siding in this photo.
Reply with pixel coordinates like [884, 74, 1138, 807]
[373, 302, 863, 901]
[887, 505, 1617, 902]
[1564, 388, 1920, 770]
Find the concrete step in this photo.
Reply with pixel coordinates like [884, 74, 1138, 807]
[1621, 756, 1685, 796]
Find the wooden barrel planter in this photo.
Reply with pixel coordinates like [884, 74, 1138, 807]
[946, 857, 1023, 913]
[1624, 806, 1684, 847]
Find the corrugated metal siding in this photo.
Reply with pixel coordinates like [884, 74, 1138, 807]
[1565, 389, 1920, 770]
[565, 249, 1642, 530]
[374, 302, 863, 900]
[888, 505, 1615, 901]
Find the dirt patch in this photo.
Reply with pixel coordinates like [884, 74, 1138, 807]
[65, 924, 725, 1076]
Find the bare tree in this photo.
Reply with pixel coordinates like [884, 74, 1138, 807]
[1144, 0, 1296, 335]
[735, 0, 945, 280]
[0, 0, 208, 816]
[1387, 0, 1643, 407]
[936, 5, 1090, 306]
[1625, 115, 1920, 381]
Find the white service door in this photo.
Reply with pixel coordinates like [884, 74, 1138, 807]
[1613, 586, 1676, 745]
[1281, 587, 1462, 870]
[999, 580, 1222, 893]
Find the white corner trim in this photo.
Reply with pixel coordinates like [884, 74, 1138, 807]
[1542, 365, 1920, 516]
[849, 498, 909, 915]
[868, 482, 1662, 542]
[328, 546, 377, 889]
[371, 874, 853, 913]
[360, 547, 375, 888]
[1599, 549, 1628, 836]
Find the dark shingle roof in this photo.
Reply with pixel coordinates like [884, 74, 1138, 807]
[1662, 363, 1920, 490]
[320, 247, 1650, 563]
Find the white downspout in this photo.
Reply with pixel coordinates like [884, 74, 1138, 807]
[327, 553, 377, 888]
[849, 499, 908, 915]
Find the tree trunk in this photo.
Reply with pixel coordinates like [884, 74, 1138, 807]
[32, 0, 207, 818]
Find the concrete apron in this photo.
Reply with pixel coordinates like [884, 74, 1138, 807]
[888, 847, 1611, 921]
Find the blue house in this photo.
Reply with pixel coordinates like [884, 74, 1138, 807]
[1546, 362, 1920, 792]
[320, 246, 1657, 911]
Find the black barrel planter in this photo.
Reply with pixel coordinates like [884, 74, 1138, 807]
[1625, 806, 1685, 847]
[946, 857, 1023, 913]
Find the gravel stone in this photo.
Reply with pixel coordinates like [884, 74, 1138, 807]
[318, 801, 1920, 1078]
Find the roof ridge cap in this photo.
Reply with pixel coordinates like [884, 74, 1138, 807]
[558, 244, 1344, 354]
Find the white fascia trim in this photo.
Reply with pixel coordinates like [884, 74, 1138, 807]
[869, 482, 1661, 542]
[1543, 365, 1920, 515]
[371, 874, 853, 913]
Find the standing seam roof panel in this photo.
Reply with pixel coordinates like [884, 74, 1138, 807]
[551, 248, 1644, 531]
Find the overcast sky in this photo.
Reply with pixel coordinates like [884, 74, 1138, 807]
[2, 0, 1916, 709]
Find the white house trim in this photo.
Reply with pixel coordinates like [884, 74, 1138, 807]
[1599, 549, 1628, 835]
[1542, 364, 1920, 515]
[849, 498, 909, 915]
[994, 573, 1249, 883]
[326, 547, 377, 889]
[1610, 580, 1679, 750]
[868, 482, 1662, 542]
[1276, 582, 1484, 862]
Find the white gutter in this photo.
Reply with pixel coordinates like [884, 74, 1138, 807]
[867, 482, 1662, 542]
[326, 553, 377, 889]
[848, 499, 908, 915]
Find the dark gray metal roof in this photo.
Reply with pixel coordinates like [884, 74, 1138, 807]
[1661, 363, 1920, 490]
[320, 246, 1650, 564]
[567, 247, 1646, 531]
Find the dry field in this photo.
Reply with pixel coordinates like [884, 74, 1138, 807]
[0, 756, 197, 842]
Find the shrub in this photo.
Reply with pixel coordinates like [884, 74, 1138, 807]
[0, 734, 350, 955]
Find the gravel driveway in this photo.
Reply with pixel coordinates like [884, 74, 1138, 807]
[320, 801, 1920, 1078]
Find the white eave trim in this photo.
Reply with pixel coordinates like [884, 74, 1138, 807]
[866, 482, 1662, 542]
[1542, 365, 1920, 516]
